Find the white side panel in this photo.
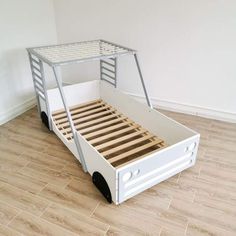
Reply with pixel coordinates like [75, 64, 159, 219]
[47, 80, 100, 112]
[51, 118, 80, 160]
[76, 132, 118, 204]
[117, 134, 200, 203]
[100, 81, 196, 145]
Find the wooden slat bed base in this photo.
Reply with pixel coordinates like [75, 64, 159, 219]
[55, 104, 111, 123]
[52, 99, 167, 168]
[52, 99, 102, 116]
[95, 130, 147, 151]
[108, 140, 162, 164]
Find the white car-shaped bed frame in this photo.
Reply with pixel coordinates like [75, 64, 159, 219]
[27, 39, 200, 204]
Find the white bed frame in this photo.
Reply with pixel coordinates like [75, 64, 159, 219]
[27, 40, 200, 204]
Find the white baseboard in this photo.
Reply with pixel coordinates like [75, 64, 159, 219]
[0, 83, 74, 126]
[1, 92, 235, 125]
[127, 93, 236, 123]
[0, 97, 36, 125]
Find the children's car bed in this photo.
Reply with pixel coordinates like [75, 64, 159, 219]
[27, 40, 200, 204]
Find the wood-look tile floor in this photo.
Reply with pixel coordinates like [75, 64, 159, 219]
[0, 107, 235, 236]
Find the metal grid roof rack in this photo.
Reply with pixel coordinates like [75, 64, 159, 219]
[27, 39, 136, 66]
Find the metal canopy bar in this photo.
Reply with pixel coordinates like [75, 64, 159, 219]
[100, 57, 117, 88]
[101, 72, 115, 80]
[27, 39, 136, 66]
[52, 66, 88, 172]
[134, 54, 153, 108]
[101, 77, 116, 86]
[101, 66, 115, 74]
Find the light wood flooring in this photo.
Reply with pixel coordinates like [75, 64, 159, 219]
[0, 107, 235, 236]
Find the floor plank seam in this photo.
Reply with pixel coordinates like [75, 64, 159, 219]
[191, 189, 197, 203]
[62, 181, 73, 190]
[157, 227, 162, 236]
[198, 167, 202, 178]
[38, 182, 50, 195]
[18, 150, 27, 158]
[90, 201, 100, 217]
[176, 172, 181, 183]
[184, 221, 189, 235]
[6, 210, 22, 226]
[104, 225, 110, 236]
[38, 201, 52, 218]
[18, 160, 31, 171]
[167, 197, 172, 210]
[38, 184, 101, 219]
[63, 179, 72, 190]
[13, 209, 80, 236]
[36, 182, 51, 195]
[0, 197, 23, 218]
[20, 148, 71, 167]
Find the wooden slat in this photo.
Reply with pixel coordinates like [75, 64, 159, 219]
[83, 121, 134, 139]
[62, 117, 133, 138]
[101, 133, 156, 156]
[53, 102, 106, 119]
[115, 145, 166, 168]
[52, 99, 102, 116]
[64, 116, 127, 138]
[75, 113, 122, 129]
[60, 113, 123, 134]
[108, 139, 163, 164]
[74, 109, 116, 124]
[95, 130, 146, 151]
[55, 108, 115, 125]
[79, 117, 127, 134]
[55, 105, 112, 123]
[89, 125, 140, 145]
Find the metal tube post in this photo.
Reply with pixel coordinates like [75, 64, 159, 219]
[39, 59, 52, 130]
[52, 66, 87, 172]
[114, 57, 117, 88]
[134, 54, 153, 108]
[28, 53, 41, 116]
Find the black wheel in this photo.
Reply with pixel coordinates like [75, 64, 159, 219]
[92, 171, 112, 203]
[40, 111, 50, 130]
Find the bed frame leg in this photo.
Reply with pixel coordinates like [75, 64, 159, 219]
[92, 171, 112, 203]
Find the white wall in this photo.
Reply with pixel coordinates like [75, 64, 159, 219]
[0, 0, 57, 124]
[53, 0, 236, 122]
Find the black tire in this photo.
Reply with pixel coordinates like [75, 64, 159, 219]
[40, 111, 50, 130]
[92, 171, 112, 203]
